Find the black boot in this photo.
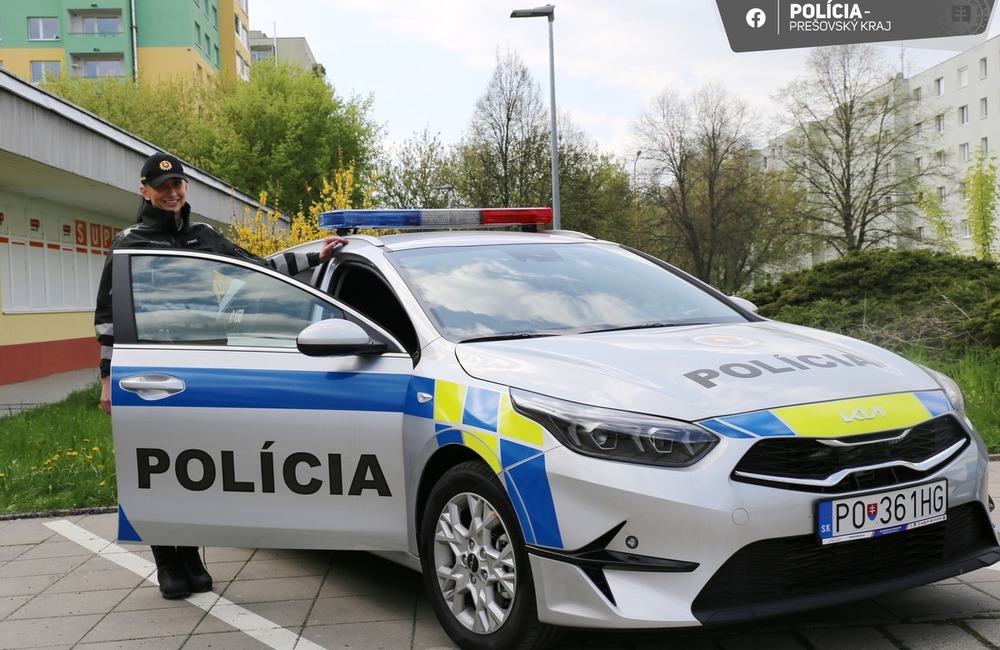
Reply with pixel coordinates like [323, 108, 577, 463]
[177, 546, 213, 593]
[150, 545, 191, 599]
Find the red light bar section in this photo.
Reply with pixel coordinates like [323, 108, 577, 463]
[480, 207, 553, 225]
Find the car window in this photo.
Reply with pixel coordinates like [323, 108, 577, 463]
[389, 242, 746, 340]
[329, 264, 419, 354]
[130, 254, 344, 348]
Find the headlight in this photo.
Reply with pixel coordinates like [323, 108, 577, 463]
[919, 364, 967, 415]
[510, 389, 718, 467]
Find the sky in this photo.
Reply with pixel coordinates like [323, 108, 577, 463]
[244, 0, 1000, 161]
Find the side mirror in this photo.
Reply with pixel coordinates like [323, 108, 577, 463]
[729, 296, 759, 314]
[297, 319, 386, 357]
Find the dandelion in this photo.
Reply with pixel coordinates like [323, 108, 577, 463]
[0, 473, 5, 478]
[92, 446, 100, 452]
[99, 481, 106, 487]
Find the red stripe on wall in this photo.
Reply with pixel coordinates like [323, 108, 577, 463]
[0, 338, 99, 385]
[28, 241, 43, 248]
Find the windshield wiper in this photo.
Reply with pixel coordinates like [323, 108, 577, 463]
[459, 332, 556, 343]
[581, 321, 709, 334]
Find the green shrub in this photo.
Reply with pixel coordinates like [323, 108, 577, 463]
[743, 249, 1000, 354]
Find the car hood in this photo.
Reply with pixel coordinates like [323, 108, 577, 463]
[454, 321, 941, 421]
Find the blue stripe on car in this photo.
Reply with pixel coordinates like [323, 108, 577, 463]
[112, 367, 408, 411]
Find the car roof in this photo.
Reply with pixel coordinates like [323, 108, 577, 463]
[275, 229, 599, 257]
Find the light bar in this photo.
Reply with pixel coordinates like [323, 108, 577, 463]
[319, 207, 553, 230]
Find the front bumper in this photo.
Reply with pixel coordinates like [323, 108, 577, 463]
[523, 430, 1000, 629]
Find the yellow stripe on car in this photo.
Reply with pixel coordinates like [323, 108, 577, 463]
[499, 393, 545, 446]
[773, 393, 933, 437]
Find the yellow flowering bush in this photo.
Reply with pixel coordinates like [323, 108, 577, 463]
[229, 161, 373, 257]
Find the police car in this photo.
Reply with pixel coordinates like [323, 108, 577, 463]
[110, 207, 1000, 650]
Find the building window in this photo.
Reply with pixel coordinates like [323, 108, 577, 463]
[936, 150, 946, 166]
[959, 66, 969, 87]
[961, 219, 970, 238]
[935, 77, 944, 95]
[87, 16, 120, 34]
[936, 113, 945, 131]
[981, 57, 988, 78]
[959, 105, 969, 124]
[913, 86, 922, 103]
[916, 156, 923, 171]
[28, 17, 59, 41]
[982, 137, 989, 153]
[75, 57, 124, 78]
[960, 142, 970, 162]
[30, 60, 61, 82]
[938, 186, 946, 199]
[917, 225, 925, 241]
[916, 121, 925, 140]
[981, 97, 989, 118]
[195, 22, 201, 47]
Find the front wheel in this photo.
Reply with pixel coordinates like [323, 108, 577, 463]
[419, 460, 561, 650]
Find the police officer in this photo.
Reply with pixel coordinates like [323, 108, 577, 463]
[95, 151, 346, 598]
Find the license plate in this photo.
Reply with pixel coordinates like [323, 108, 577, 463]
[816, 480, 947, 545]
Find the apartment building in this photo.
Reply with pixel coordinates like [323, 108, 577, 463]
[0, 0, 251, 85]
[906, 37, 1000, 252]
[762, 37, 1000, 265]
[248, 29, 322, 74]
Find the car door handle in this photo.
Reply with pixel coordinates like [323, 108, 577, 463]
[119, 374, 186, 401]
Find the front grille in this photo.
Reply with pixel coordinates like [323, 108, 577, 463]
[732, 415, 968, 493]
[692, 502, 998, 623]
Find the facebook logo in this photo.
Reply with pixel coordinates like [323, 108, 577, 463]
[745, 8, 766, 28]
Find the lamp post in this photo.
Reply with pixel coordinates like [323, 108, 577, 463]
[511, 4, 560, 230]
[633, 150, 642, 248]
[433, 184, 455, 208]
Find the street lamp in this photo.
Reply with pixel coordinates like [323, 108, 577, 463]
[433, 184, 455, 208]
[511, 4, 561, 230]
[633, 150, 642, 248]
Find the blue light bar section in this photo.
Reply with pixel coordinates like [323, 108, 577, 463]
[320, 210, 422, 229]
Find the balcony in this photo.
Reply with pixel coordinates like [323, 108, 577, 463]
[64, 30, 128, 57]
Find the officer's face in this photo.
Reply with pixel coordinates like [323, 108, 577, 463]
[141, 178, 188, 213]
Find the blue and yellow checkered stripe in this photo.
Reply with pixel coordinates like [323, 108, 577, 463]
[406, 377, 561, 548]
[699, 390, 952, 439]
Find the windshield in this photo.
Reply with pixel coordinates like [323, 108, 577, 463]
[389, 241, 747, 341]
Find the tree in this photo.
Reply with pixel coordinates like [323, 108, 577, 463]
[42, 74, 210, 159]
[773, 44, 934, 256]
[964, 148, 999, 261]
[199, 62, 380, 213]
[633, 83, 807, 293]
[375, 128, 455, 208]
[555, 121, 632, 241]
[43, 63, 381, 215]
[452, 49, 550, 209]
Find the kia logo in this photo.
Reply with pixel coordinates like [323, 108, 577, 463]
[840, 407, 886, 422]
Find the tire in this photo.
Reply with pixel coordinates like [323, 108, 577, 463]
[419, 460, 561, 650]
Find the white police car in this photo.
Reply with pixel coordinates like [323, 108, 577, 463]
[110, 207, 1000, 650]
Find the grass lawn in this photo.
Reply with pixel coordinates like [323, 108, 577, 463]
[0, 381, 116, 516]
